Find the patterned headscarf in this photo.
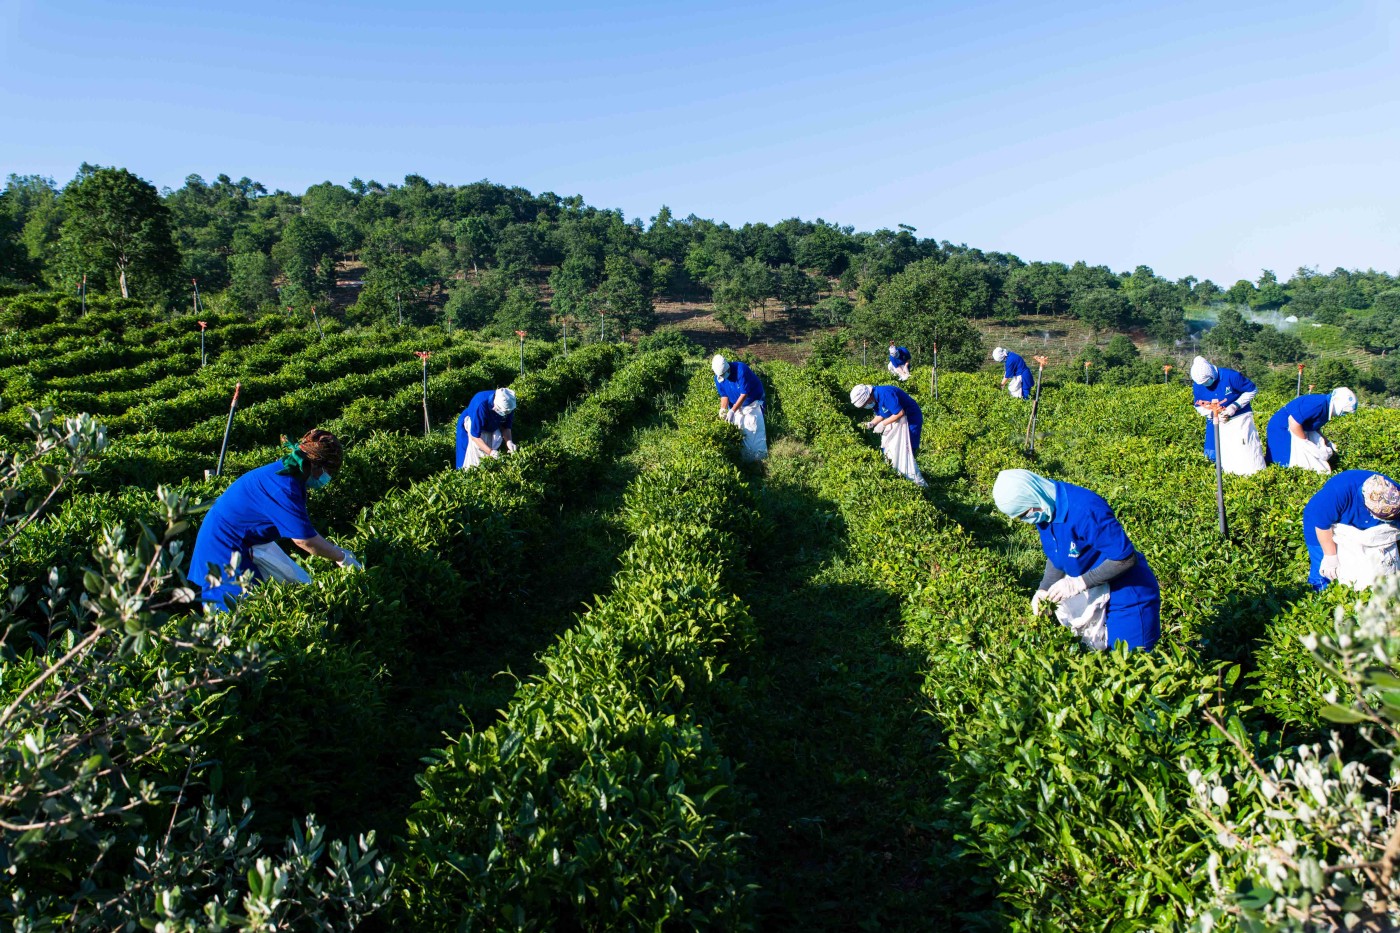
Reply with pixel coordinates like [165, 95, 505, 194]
[1363, 474, 1400, 521]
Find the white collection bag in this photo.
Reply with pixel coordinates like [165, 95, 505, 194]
[1055, 584, 1112, 650]
[1289, 430, 1334, 475]
[1216, 411, 1266, 476]
[886, 361, 911, 382]
[878, 420, 925, 486]
[460, 416, 504, 469]
[725, 402, 768, 461]
[1006, 375, 1024, 399]
[1331, 522, 1400, 590]
[250, 542, 312, 585]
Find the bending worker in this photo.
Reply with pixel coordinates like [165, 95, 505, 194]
[1266, 387, 1357, 473]
[190, 428, 361, 610]
[887, 344, 912, 382]
[1302, 469, 1400, 590]
[992, 468, 1160, 651]
[849, 383, 925, 486]
[1190, 355, 1265, 475]
[992, 347, 1033, 399]
[457, 387, 517, 469]
[712, 354, 768, 461]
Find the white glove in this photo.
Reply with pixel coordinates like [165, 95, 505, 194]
[489, 447, 501, 459]
[506, 440, 518, 454]
[1031, 589, 1049, 615]
[1320, 553, 1340, 581]
[1221, 403, 1238, 419]
[338, 548, 363, 571]
[861, 420, 876, 432]
[719, 407, 730, 419]
[1317, 441, 1335, 460]
[1046, 575, 1087, 603]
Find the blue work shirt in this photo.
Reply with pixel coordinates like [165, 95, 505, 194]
[456, 390, 515, 467]
[1267, 394, 1330, 467]
[715, 360, 765, 407]
[889, 346, 911, 366]
[871, 384, 923, 454]
[1302, 469, 1399, 590]
[1036, 481, 1161, 650]
[189, 461, 317, 609]
[1193, 367, 1255, 461]
[1003, 351, 1034, 398]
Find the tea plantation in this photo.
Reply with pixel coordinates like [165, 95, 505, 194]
[3, 300, 1399, 931]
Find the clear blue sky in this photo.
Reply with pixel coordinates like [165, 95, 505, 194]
[2, 0, 1397, 284]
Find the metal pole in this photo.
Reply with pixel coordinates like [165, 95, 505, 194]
[199, 322, 206, 368]
[1296, 362, 1304, 398]
[516, 331, 526, 374]
[862, 339, 867, 368]
[80, 274, 86, 315]
[1025, 356, 1046, 454]
[192, 278, 201, 315]
[599, 312, 605, 342]
[1084, 361, 1091, 384]
[932, 342, 939, 400]
[310, 305, 324, 340]
[1214, 413, 1228, 539]
[215, 383, 241, 477]
[563, 319, 569, 355]
[1164, 364, 1171, 384]
[416, 352, 431, 436]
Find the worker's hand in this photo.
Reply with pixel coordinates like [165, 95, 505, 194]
[1030, 589, 1050, 615]
[719, 405, 729, 418]
[489, 447, 501, 459]
[1222, 403, 1239, 419]
[338, 548, 363, 571]
[1320, 553, 1340, 581]
[1046, 575, 1087, 603]
[506, 440, 518, 454]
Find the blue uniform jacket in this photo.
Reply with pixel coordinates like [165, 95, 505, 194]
[1302, 469, 1399, 590]
[871, 384, 923, 453]
[1004, 352, 1033, 399]
[456, 390, 515, 467]
[1267, 394, 1330, 467]
[1037, 481, 1161, 650]
[1192, 367, 1255, 461]
[189, 461, 317, 609]
[715, 361, 765, 407]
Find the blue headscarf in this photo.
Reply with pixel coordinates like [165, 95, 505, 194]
[992, 469, 1058, 522]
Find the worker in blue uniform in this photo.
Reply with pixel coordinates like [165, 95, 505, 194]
[887, 344, 912, 382]
[992, 347, 1033, 399]
[1190, 356, 1264, 472]
[993, 468, 1161, 650]
[712, 354, 768, 460]
[1267, 387, 1357, 471]
[456, 387, 517, 469]
[1302, 470, 1400, 590]
[190, 428, 361, 610]
[849, 383, 925, 485]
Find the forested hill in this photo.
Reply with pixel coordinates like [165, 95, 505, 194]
[4, 166, 1400, 388]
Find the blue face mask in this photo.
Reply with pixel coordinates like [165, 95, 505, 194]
[1020, 508, 1049, 525]
[307, 470, 333, 490]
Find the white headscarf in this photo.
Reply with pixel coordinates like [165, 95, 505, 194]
[1190, 356, 1217, 386]
[711, 354, 729, 379]
[849, 384, 874, 408]
[992, 469, 1059, 521]
[492, 387, 517, 416]
[1329, 387, 1357, 418]
[992, 347, 1008, 363]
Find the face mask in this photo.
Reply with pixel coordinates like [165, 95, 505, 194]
[1020, 508, 1048, 525]
[307, 470, 333, 490]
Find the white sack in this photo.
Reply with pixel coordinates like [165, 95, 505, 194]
[1216, 410, 1266, 476]
[1054, 583, 1112, 650]
[879, 420, 925, 486]
[887, 361, 911, 382]
[1006, 375, 1024, 398]
[726, 401, 768, 462]
[1332, 522, 1400, 590]
[460, 416, 504, 470]
[1289, 429, 1334, 475]
[251, 541, 312, 585]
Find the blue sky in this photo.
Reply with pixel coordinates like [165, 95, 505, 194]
[2, 0, 1397, 284]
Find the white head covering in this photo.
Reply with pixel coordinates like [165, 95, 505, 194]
[711, 354, 729, 379]
[992, 347, 1008, 363]
[492, 387, 517, 416]
[992, 469, 1059, 521]
[849, 384, 874, 408]
[1190, 356, 1217, 386]
[889, 344, 898, 353]
[1329, 387, 1358, 417]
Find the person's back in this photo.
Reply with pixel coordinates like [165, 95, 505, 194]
[190, 461, 314, 596]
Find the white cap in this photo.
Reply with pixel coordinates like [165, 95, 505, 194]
[1190, 356, 1217, 385]
[849, 384, 873, 408]
[1330, 387, 1358, 417]
[711, 354, 729, 378]
[992, 347, 1007, 362]
[492, 387, 517, 415]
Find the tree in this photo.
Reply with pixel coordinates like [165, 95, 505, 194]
[1072, 288, 1130, 333]
[59, 166, 179, 300]
[272, 214, 337, 305]
[1193, 279, 1222, 304]
[453, 216, 494, 273]
[1224, 279, 1257, 307]
[775, 264, 819, 316]
[850, 257, 985, 371]
[1134, 281, 1187, 344]
[227, 249, 277, 313]
[1253, 269, 1287, 310]
[794, 223, 852, 277]
[595, 254, 655, 333]
[1102, 334, 1140, 367]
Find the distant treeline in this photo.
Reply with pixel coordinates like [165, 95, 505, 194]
[3, 166, 1400, 364]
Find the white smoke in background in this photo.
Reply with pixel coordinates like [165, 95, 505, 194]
[1192, 304, 1309, 334]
